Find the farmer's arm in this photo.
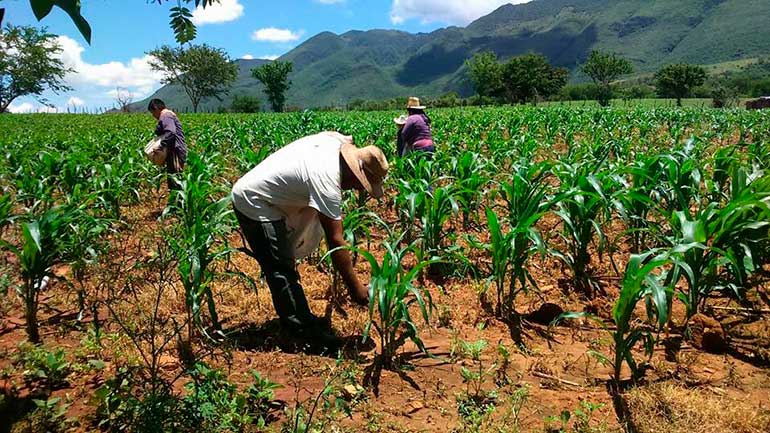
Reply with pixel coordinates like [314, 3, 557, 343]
[156, 114, 177, 149]
[318, 212, 369, 305]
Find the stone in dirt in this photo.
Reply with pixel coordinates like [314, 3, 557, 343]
[406, 400, 424, 414]
[690, 314, 727, 354]
[527, 303, 564, 325]
[341, 384, 365, 400]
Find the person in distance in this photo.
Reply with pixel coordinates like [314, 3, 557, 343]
[394, 96, 435, 158]
[231, 131, 389, 350]
[148, 98, 187, 191]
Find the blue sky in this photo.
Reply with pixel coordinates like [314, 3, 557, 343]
[3, 0, 529, 112]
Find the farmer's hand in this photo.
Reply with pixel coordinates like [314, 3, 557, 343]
[348, 281, 369, 306]
[319, 213, 369, 307]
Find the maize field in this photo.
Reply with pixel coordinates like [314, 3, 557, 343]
[1, 107, 770, 432]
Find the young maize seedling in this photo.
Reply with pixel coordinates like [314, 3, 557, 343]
[167, 152, 235, 343]
[349, 237, 436, 369]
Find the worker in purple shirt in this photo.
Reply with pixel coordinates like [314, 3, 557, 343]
[394, 97, 435, 158]
[148, 99, 187, 191]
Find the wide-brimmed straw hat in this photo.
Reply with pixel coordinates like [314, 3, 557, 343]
[393, 114, 408, 126]
[406, 96, 425, 110]
[340, 140, 389, 199]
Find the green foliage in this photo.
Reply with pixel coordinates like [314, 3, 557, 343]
[501, 53, 569, 104]
[0, 24, 73, 112]
[6, 203, 84, 342]
[28, 0, 91, 43]
[230, 94, 262, 113]
[167, 152, 234, 341]
[545, 400, 606, 433]
[552, 156, 614, 294]
[27, 397, 72, 433]
[559, 250, 674, 386]
[252, 61, 294, 112]
[184, 363, 281, 432]
[466, 51, 504, 99]
[667, 167, 770, 320]
[13, 0, 223, 44]
[95, 365, 280, 433]
[351, 237, 435, 369]
[148, 44, 239, 113]
[655, 64, 708, 106]
[581, 50, 633, 106]
[14, 343, 72, 388]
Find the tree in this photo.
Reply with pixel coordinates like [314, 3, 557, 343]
[252, 61, 293, 113]
[230, 94, 261, 113]
[113, 87, 133, 113]
[581, 50, 633, 106]
[148, 44, 238, 113]
[0, 25, 72, 113]
[465, 51, 504, 99]
[1, 0, 224, 44]
[501, 53, 568, 104]
[654, 64, 707, 107]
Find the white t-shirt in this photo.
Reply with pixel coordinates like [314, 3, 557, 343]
[232, 132, 344, 258]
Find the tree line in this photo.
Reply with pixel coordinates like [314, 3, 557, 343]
[466, 50, 709, 107]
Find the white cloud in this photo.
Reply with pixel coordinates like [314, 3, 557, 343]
[251, 27, 303, 43]
[390, 0, 531, 26]
[55, 35, 162, 100]
[7, 102, 35, 113]
[37, 106, 60, 113]
[259, 54, 280, 60]
[67, 96, 85, 106]
[241, 54, 254, 59]
[7, 102, 62, 113]
[191, 0, 244, 25]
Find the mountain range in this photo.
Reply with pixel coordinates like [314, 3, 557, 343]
[137, 0, 770, 111]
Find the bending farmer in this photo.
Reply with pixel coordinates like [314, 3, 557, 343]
[231, 131, 388, 348]
[148, 98, 187, 191]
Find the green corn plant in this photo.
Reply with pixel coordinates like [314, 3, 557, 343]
[418, 185, 463, 276]
[392, 178, 427, 244]
[341, 195, 388, 266]
[552, 156, 615, 295]
[667, 171, 770, 322]
[490, 161, 554, 318]
[452, 151, 491, 230]
[348, 237, 436, 369]
[6, 204, 83, 343]
[610, 154, 666, 253]
[0, 192, 13, 239]
[168, 153, 235, 343]
[656, 143, 703, 214]
[91, 162, 141, 221]
[59, 190, 112, 326]
[558, 250, 674, 387]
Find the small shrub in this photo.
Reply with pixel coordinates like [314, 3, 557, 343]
[14, 344, 72, 389]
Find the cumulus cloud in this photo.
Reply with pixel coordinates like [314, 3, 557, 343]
[242, 54, 254, 59]
[191, 0, 244, 25]
[259, 54, 280, 60]
[55, 35, 162, 99]
[7, 102, 35, 113]
[251, 27, 303, 42]
[390, 0, 531, 25]
[67, 96, 85, 106]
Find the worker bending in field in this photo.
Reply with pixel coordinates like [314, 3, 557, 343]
[394, 97, 435, 158]
[231, 132, 388, 349]
[148, 98, 187, 191]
